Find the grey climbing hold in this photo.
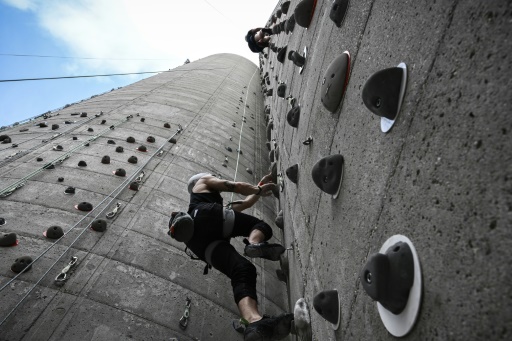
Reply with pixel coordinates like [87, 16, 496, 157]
[129, 182, 139, 191]
[164, 123, 171, 128]
[266, 89, 273, 96]
[128, 156, 138, 164]
[58, 177, 64, 182]
[127, 136, 135, 143]
[80, 112, 87, 117]
[64, 186, 76, 195]
[287, 106, 300, 128]
[362, 63, 407, 133]
[36, 157, 43, 162]
[321, 52, 351, 113]
[269, 149, 275, 162]
[107, 139, 116, 144]
[275, 210, 284, 229]
[146, 136, 155, 143]
[311, 154, 344, 197]
[43, 226, 64, 239]
[286, 164, 298, 183]
[91, 219, 107, 232]
[39, 122, 48, 128]
[51, 124, 59, 130]
[140, 118, 145, 122]
[87, 127, 94, 132]
[277, 83, 287, 98]
[137, 145, 147, 152]
[330, 0, 350, 27]
[285, 13, 296, 33]
[226, 146, 233, 152]
[313, 289, 341, 328]
[281, 1, 291, 14]
[169, 137, 177, 144]
[246, 168, 253, 175]
[78, 160, 87, 167]
[114, 168, 126, 177]
[277, 46, 287, 64]
[294, 0, 317, 28]
[11, 256, 32, 273]
[101, 155, 110, 164]
[0, 233, 17, 247]
[116, 146, 124, 153]
[75, 202, 93, 211]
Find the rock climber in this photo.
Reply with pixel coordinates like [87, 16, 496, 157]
[245, 27, 273, 53]
[168, 172, 293, 340]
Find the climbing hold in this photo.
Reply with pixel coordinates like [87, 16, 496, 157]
[54, 145, 63, 151]
[19, 128, 29, 132]
[127, 136, 135, 143]
[226, 146, 233, 152]
[266, 121, 273, 141]
[294, 298, 312, 338]
[0, 218, 5, 226]
[101, 119, 106, 124]
[44, 163, 55, 170]
[11, 256, 32, 273]
[101, 155, 110, 164]
[277, 46, 287, 64]
[294, 0, 317, 28]
[51, 124, 59, 130]
[65, 121, 73, 124]
[272, 25, 279, 34]
[289, 48, 307, 72]
[276, 9, 282, 18]
[140, 118, 145, 122]
[43, 226, 64, 239]
[266, 89, 273, 96]
[303, 136, 313, 145]
[287, 106, 300, 128]
[75, 202, 93, 211]
[275, 146, 279, 161]
[80, 112, 87, 117]
[164, 123, 171, 128]
[107, 139, 116, 144]
[360, 235, 421, 337]
[286, 164, 298, 183]
[276, 269, 287, 283]
[286, 13, 296, 33]
[91, 219, 107, 232]
[271, 162, 278, 184]
[321, 52, 351, 113]
[330, 0, 350, 27]
[39, 122, 48, 128]
[129, 182, 139, 191]
[311, 154, 344, 198]
[72, 136, 78, 140]
[0, 233, 17, 247]
[137, 145, 147, 152]
[275, 210, 284, 229]
[281, 1, 291, 14]
[128, 156, 138, 164]
[313, 289, 341, 329]
[36, 157, 43, 162]
[64, 186, 76, 195]
[84, 142, 90, 147]
[115, 146, 124, 153]
[269, 149, 275, 162]
[87, 127, 94, 132]
[169, 137, 177, 144]
[78, 160, 87, 167]
[58, 177, 64, 182]
[362, 63, 408, 133]
[146, 136, 155, 143]
[277, 83, 287, 98]
[246, 168, 253, 175]
[114, 168, 126, 177]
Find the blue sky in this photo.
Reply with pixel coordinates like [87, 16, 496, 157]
[0, 0, 277, 127]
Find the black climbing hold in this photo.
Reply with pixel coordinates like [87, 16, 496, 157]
[71, 113, 79, 116]
[362, 64, 407, 130]
[269, 149, 275, 162]
[78, 160, 87, 167]
[225, 146, 233, 152]
[313, 289, 340, 326]
[140, 118, 145, 122]
[44, 163, 55, 170]
[65, 121, 73, 124]
[286, 164, 299, 183]
[294, 0, 317, 28]
[107, 139, 116, 144]
[91, 219, 107, 232]
[164, 123, 171, 128]
[109, 125, 115, 130]
[127, 136, 135, 143]
[19, 128, 29, 132]
[114, 168, 126, 177]
[137, 145, 147, 152]
[266, 121, 273, 141]
[128, 156, 138, 164]
[286, 13, 296, 33]
[275, 146, 279, 161]
[36, 157, 43, 162]
[51, 124, 59, 130]
[39, 122, 48, 128]
[87, 127, 94, 132]
[75, 202, 93, 211]
[169, 137, 177, 144]
[80, 112, 87, 117]
[321, 52, 351, 113]
[58, 177, 64, 182]
[277, 46, 287, 64]
[330, 0, 350, 27]
[101, 155, 110, 164]
[276, 9, 282, 18]
[360, 241, 414, 314]
[101, 119, 106, 124]
[281, 1, 291, 14]
[73, 136, 78, 140]
[271, 162, 278, 184]
[289, 50, 306, 67]
[275, 210, 284, 229]
[277, 83, 287, 98]
[11, 256, 32, 273]
[129, 182, 139, 191]
[0, 233, 17, 247]
[266, 89, 273, 96]
[276, 269, 287, 283]
[64, 186, 76, 195]
[43, 226, 64, 239]
[280, 21, 286, 32]
[311, 154, 344, 197]
[146, 136, 155, 143]
[84, 142, 90, 147]
[116, 146, 124, 153]
[246, 168, 253, 175]
[287, 106, 300, 128]
[266, 141, 271, 151]
[54, 145, 63, 151]
[272, 25, 279, 34]
[0, 218, 5, 226]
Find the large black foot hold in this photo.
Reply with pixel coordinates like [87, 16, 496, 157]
[244, 242, 285, 261]
[244, 313, 294, 341]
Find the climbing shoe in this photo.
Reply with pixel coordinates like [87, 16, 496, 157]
[244, 242, 285, 261]
[244, 313, 294, 341]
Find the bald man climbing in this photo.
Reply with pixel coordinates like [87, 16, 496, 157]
[168, 173, 293, 340]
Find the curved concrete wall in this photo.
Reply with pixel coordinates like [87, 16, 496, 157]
[0, 53, 287, 340]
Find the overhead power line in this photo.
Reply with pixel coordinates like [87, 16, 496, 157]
[0, 53, 172, 61]
[0, 70, 167, 83]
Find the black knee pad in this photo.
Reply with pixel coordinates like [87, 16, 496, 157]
[252, 221, 273, 241]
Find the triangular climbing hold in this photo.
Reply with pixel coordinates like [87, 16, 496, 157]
[286, 164, 298, 183]
[321, 52, 351, 113]
[330, 0, 350, 27]
[294, 0, 317, 28]
[311, 154, 344, 198]
[286, 106, 300, 128]
[313, 289, 341, 329]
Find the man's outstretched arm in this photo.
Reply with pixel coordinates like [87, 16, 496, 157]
[194, 175, 274, 196]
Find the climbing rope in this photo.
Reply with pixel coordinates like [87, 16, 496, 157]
[0, 126, 183, 327]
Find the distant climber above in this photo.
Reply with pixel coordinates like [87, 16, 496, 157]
[245, 27, 273, 53]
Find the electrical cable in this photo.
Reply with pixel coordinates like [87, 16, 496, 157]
[0, 53, 173, 61]
[0, 70, 167, 83]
